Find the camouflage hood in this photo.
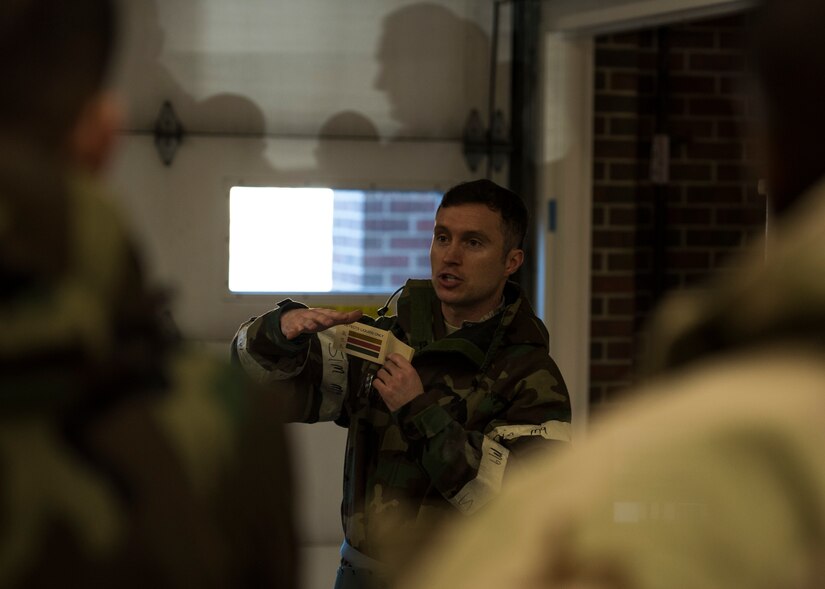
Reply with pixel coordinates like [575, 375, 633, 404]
[0, 145, 171, 410]
[644, 177, 825, 374]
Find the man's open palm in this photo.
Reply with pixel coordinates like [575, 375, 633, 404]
[280, 308, 363, 340]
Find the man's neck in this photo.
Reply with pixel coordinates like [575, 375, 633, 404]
[441, 297, 505, 328]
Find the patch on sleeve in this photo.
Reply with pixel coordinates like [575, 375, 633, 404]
[489, 420, 571, 444]
[449, 436, 510, 515]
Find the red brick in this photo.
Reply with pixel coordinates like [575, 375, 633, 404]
[686, 229, 742, 247]
[608, 297, 635, 315]
[669, 30, 716, 49]
[669, 53, 686, 71]
[594, 140, 640, 159]
[390, 201, 436, 213]
[592, 319, 635, 337]
[390, 237, 432, 249]
[611, 72, 655, 93]
[592, 275, 636, 293]
[686, 141, 742, 160]
[716, 120, 744, 138]
[592, 295, 605, 315]
[717, 164, 752, 182]
[667, 207, 712, 225]
[686, 185, 743, 203]
[668, 98, 687, 116]
[666, 251, 710, 269]
[607, 341, 634, 360]
[669, 75, 717, 95]
[715, 207, 766, 226]
[719, 76, 747, 94]
[689, 97, 745, 117]
[590, 362, 632, 380]
[593, 185, 639, 203]
[670, 163, 714, 182]
[607, 253, 635, 271]
[365, 220, 408, 231]
[609, 117, 654, 137]
[669, 118, 714, 140]
[688, 53, 746, 72]
[607, 31, 655, 48]
[417, 219, 434, 232]
[719, 31, 745, 50]
[608, 207, 638, 226]
[593, 230, 635, 248]
[595, 48, 656, 69]
[700, 14, 747, 28]
[608, 162, 650, 181]
[364, 256, 409, 267]
[595, 94, 645, 114]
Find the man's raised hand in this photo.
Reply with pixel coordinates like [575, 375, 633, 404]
[280, 308, 363, 340]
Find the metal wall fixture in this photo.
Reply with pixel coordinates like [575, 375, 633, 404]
[154, 101, 185, 166]
[462, 0, 513, 176]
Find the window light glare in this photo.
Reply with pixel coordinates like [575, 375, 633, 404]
[229, 187, 334, 292]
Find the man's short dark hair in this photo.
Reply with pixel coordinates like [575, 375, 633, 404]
[438, 179, 528, 252]
[0, 0, 116, 150]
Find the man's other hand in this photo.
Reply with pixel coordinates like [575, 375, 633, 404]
[280, 308, 362, 340]
[374, 354, 424, 412]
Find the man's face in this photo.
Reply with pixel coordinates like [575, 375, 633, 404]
[430, 203, 523, 323]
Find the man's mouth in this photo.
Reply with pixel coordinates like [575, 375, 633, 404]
[437, 273, 463, 286]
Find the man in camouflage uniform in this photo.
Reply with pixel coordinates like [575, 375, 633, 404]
[400, 2, 825, 589]
[0, 1, 295, 587]
[233, 179, 571, 588]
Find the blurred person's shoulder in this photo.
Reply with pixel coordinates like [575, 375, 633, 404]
[0, 155, 294, 587]
[402, 348, 825, 589]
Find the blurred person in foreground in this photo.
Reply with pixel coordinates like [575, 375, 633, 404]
[401, 1, 825, 588]
[0, 1, 296, 587]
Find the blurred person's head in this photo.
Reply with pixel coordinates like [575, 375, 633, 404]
[0, 0, 120, 172]
[431, 180, 525, 323]
[754, 0, 825, 216]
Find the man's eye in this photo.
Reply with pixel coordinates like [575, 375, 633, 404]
[435, 234, 449, 243]
[468, 239, 482, 248]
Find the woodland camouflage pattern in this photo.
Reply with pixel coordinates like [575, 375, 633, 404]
[234, 276, 571, 572]
[0, 147, 296, 588]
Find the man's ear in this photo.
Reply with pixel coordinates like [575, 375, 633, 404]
[67, 91, 122, 173]
[504, 248, 524, 276]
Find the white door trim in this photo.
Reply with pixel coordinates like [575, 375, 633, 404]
[537, 34, 594, 439]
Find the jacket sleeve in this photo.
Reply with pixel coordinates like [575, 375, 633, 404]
[231, 303, 349, 423]
[393, 349, 571, 515]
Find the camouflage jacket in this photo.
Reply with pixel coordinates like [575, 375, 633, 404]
[0, 148, 295, 588]
[234, 279, 571, 566]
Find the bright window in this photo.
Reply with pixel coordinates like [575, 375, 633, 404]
[228, 187, 441, 293]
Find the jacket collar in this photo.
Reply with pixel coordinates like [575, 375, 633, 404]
[394, 279, 547, 369]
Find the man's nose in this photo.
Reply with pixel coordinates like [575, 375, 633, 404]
[443, 242, 461, 264]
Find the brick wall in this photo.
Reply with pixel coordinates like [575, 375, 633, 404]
[590, 14, 766, 405]
[332, 190, 440, 291]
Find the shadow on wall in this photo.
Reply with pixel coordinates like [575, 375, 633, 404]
[114, 0, 499, 174]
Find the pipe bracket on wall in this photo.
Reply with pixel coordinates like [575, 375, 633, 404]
[462, 108, 511, 174]
[154, 101, 184, 166]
